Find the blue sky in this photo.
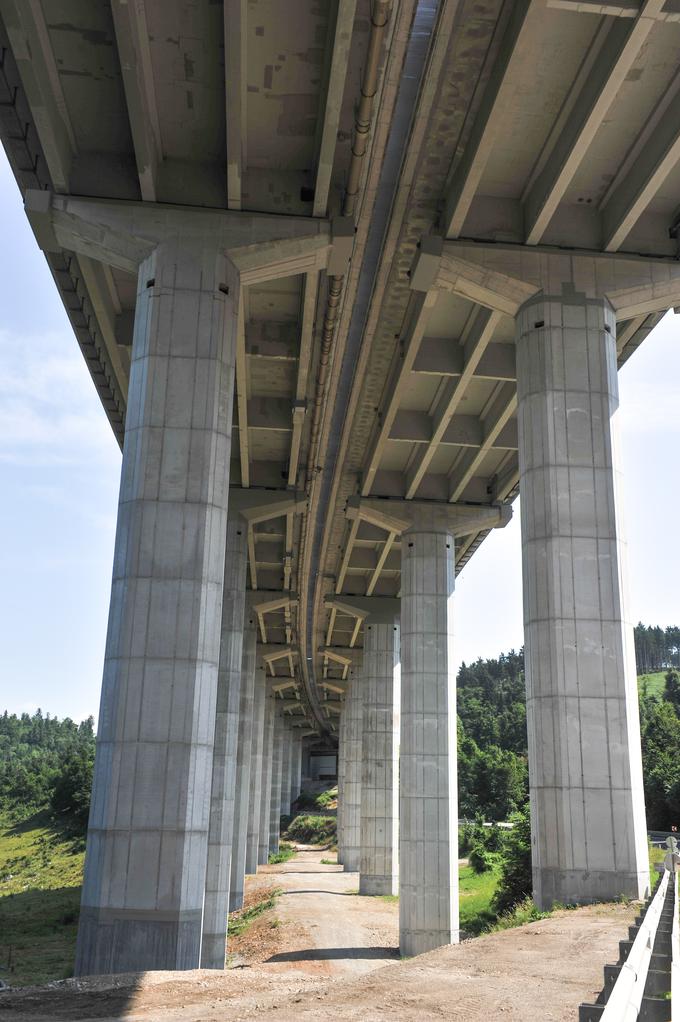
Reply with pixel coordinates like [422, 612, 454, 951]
[0, 148, 678, 723]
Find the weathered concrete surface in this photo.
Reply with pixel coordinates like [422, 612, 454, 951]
[229, 618, 257, 913]
[75, 241, 237, 976]
[360, 620, 400, 896]
[258, 693, 275, 865]
[399, 529, 458, 956]
[342, 671, 363, 873]
[201, 515, 248, 967]
[245, 664, 267, 874]
[517, 293, 649, 909]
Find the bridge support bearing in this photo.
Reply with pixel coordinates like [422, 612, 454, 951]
[258, 692, 276, 864]
[229, 618, 257, 914]
[246, 664, 267, 874]
[399, 529, 458, 956]
[359, 618, 400, 897]
[75, 241, 239, 976]
[342, 667, 364, 872]
[201, 513, 248, 968]
[516, 291, 650, 909]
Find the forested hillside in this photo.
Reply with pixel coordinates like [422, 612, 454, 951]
[0, 711, 95, 831]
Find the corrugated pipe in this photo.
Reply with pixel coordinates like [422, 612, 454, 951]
[305, 0, 391, 484]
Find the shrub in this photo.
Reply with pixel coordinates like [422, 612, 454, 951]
[469, 845, 493, 874]
[492, 804, 532, 914]
[284, 814, 336, 845]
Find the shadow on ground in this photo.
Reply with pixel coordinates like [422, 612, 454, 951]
[267, 946, 400, 963]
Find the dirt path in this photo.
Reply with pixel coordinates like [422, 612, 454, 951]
[0, 846, 637, 1021]
[236, 848, 399, 977]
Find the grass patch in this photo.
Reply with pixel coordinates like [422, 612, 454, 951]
[229, 888, 282, 937]
[284, 813, 336, 846]
[0, 812, 85, 987]
[293, 787, 338, 812]
[638, 672, 667, 700]
[320, 858, 336, 865]
[459, 862, 501, 935]
[488, 897, 549, 932]
[268, 842, 296, 865]
[377, 894, 399, 903]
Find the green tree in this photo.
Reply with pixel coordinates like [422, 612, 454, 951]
[493, 804, 533, 914]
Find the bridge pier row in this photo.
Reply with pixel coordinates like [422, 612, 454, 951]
[399, 529, 458, 957]
[343, 666, 364, 872]
[246, 663, 267, 874]
[516, 292, 649, 909]
[75, 241, 238, 977]
[360, 618, 400, 896]
[201, 514, 248, 967]
[258, 691, 276, 864]
[268, 710, 285, 854]
[229, 617, 257, 913]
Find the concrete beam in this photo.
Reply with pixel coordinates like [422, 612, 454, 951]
[413, 339, 516, 381]
[288, 271, 318, 486]
[447, 383, 517, 502]
[442, 1, 535, 238]
[602, 73, 680, 251]
[362, 292, 438, 495]
[313, 0, 358, 216]
[0, 0, 75, 192]
[346, 494, 512, 536]
[23, 191, 334, 279]
[524, 4, 665, 245]
[404, 307, 501, 498]
[111, 0, 162, 202]
[326, 595, 400, 623]
[229, 489, 307, 526]
[389, 409, 517, 450]
[224, 0, 247, 210]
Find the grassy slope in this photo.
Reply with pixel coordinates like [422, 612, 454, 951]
[638, 672, 667, 699]
[0, 813, 84, 986]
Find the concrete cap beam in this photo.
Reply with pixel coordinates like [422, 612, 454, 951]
[346, 494, 512, 537]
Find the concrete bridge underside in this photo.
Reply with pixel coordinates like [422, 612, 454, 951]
[1, 0, 678, 971]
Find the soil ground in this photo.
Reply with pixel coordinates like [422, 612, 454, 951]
[0, 845, 636, 1021]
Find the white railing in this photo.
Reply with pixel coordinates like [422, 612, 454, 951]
[672, 869, 679, 1022]
[601, 868, 670, 1022]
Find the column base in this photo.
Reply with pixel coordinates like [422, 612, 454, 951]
[343, 849, 360, 872]
[533, 867, 650, 910]
[228, 890, 244, 913]
[257, 845, 269, 866]
[75, 907, 202, 976]
[200, 933, 227, 970]
[359, 875, 398, 896]
[399, 927, 459, 958]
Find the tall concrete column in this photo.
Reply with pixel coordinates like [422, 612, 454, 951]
[229, 617, 257, 912]
[516, 293, 649, 908]
[280, 724, 293, 817]
[246, 663, 267, 874]
[400, 528, 457, 956]
[75, 240, 237, 976]
[201, 514, 248, 967]
[289, 735, 301, 808]
[360, 619, 400, 896]
[258, 691, 276, 865]
[336, 706, 346, 865]
[269, 710, 285, 854]
[343, 668, 363, 872]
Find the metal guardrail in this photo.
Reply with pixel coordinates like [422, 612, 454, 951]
[672, 870, 679, 1022]
[580, 837, 679, 1021]
[600, 868, 670, 1021]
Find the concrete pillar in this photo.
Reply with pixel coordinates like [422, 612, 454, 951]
[289, 735, 301, 808]
[75, 240, 237, 976]
[360, 619, 400, 896]
[516, 293, 649, 908]
[400, 528, 458, 956]
[336, 706, 346, 865]
[246, 663, 267, 874]
[201, 515, 248, 968]
[229, 617, 257, 912]
[258, 691, 275, 865]
[280, 724, 292, 817]
[269, 710, 284, 854]
[343, 669, 363, 872]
